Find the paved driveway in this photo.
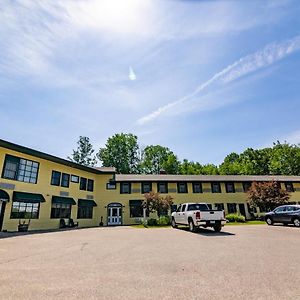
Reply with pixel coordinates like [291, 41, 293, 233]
[0, 225, 299, 300]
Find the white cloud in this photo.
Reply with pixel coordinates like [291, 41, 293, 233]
[129, 67, 137, 81]
[137, 35, 300, 125]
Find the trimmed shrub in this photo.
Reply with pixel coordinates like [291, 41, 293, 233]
[157, 215, 171, 226]
[146, 218, 158, 226]
[226, 213, 246, 223]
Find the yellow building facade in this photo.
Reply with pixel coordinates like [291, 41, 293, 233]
[0, 139, 300, 232]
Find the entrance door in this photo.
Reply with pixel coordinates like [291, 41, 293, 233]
[238, 204, 246, 217]
[0, 201, 7, 231]
[107, 203, 122, 226]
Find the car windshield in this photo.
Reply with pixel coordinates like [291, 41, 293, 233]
[187, 204, 209, 211]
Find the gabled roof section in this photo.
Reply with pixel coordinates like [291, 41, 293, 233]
[0, 139, 115, 175]
[115, 174, 300, 182]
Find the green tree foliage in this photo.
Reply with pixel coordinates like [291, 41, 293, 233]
[179, 160, 219, 175]
[269, 141, 300, 175]
[140, 145, 180, 174]
[247, 181, 290, 211]
[142, 192, 173, 217]
[68, 136, 97, 167]
[97, 133, 140, 174]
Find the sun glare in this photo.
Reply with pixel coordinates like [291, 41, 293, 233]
[72, 0, 151, 34]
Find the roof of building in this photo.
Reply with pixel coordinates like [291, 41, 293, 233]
[0, 139, 115, 174]
[94, 167, 116, 172]
[115, 174, 300, 182]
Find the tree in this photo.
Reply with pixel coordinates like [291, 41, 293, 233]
[247, 181, 290, 211]
[179, 159, 203, 175]
[140, 145, 180, 174]
[68, 136, 97, 167]
[142, 192, 173, 217]
[269, 141, 300, 175]
[97, 133, 140, 174]
[219, 152, 241, 175]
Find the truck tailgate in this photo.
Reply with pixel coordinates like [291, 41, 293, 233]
[200, 210, 224, 220]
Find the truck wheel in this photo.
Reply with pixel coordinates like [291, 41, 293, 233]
[171, 218, 177, 228]
[188, 219, 195, 232]
[293, 218, 300, 227]
[214, 225, 222, 232]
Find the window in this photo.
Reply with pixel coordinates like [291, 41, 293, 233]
[50, 203, 71, 218]
[120, 182, 131, 194]
[77, 206, 93, 219]
[215, 203, 224, 210]
[106, 182, 116, 190]
[243, 182, 252, 192]
[177, 182, 188, 193]
[61, 173, 70, 188]
[80, 177, 87, 190]
[181, 204, 186, 212]
[71, 175, 79, 183]
[87, 179, 94, 192]
[51, 171, 61, 186]
[141, 182, 152, 194]
[129, 200, 143, 217]
[2, 154, 39, 184]
[157, 182, 168, 193]
[176, 205, 182, 212]
[285, 182, 294, 192]
[211, 182, 221, 193]
[192, 182, 202, 193]
[187, 203, 208, 211]
[10, 202, 39, 219]
[227, 203, 237, 214]
[171, 204, 177, 212]
[225, 182, 235, 193]
[274, 206, 286, 213]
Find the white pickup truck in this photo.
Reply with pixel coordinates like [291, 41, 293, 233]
[171, 203, 226, 232]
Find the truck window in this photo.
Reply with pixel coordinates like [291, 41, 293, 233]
[181, 204, 186, 212]
[187, 204, 209, 211]
[176, 205, 181, 213]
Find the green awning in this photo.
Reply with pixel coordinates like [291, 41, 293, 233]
[52, 196, 76, 205]
[0, 189, 9, 201]
[13, 191, 45, 203]
[78, 199, 97, 207]
[129, 200, 142, 205]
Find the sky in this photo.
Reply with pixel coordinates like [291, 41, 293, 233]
[1, 0, 300, 165]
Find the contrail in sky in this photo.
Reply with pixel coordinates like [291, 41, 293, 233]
[137, 35, 300, 125]
[129, 66, 136, 81]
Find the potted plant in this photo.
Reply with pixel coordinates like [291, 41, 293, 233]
[18, 219, 30, 232]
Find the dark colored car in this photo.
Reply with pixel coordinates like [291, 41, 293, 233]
[265, 205, 300, 227]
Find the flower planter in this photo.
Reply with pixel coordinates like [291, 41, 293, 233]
[18, 224, 29, 232]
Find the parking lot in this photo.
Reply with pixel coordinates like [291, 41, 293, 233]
[0, 225, 299, 300]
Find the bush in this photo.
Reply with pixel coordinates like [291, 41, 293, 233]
[226, 213, 246, 223]
[146, 218, 158, 226]
[157, 215, 171, 226]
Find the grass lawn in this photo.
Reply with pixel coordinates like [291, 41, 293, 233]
[132, 220, 266, 229]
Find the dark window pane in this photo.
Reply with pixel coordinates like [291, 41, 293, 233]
[77, 206, 93, 219]
[120, 182, 131, 194]
[177, 182, 188, 193]
[50, 203, 71, 218]
[243, 182, 252, 192]
[227, 203, 237, 214]
[225, 182, 235, 193]
[61, 173, 70, 188]
[157, 182, 168, 193]
[142, 182, 152, 194]
[80, 177, 87, 190]
[130, 202, 143, 217]
[10, 201, 40, 219]
[211, 182, 221, 193]
[192, 182, 202, 193]
[51, 171, 61, 186]
[87, 179, 94, 192]
[285, 182, 294, 192]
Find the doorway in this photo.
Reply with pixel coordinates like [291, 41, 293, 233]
[107, 203, 122, 226]
[0, 189, 9, 231]
[238, 203, 246, 217]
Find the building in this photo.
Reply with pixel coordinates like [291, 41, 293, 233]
[0, 139, 299, 232]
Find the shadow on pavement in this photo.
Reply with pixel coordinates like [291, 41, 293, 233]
[0, 226, 100, 240]
[176, 226, 235, 236]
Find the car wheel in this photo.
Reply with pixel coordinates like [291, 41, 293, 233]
[188, 219, 195, 232]
[293, 218, 300, 227]
[171, 218, 177, 228]
[214, 225, 222, 232]
[266, 217, 273, 225]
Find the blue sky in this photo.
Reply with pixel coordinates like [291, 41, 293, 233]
[1, 0, 300, 165]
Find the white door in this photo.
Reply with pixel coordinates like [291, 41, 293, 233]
[107, 205, 122, 225]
